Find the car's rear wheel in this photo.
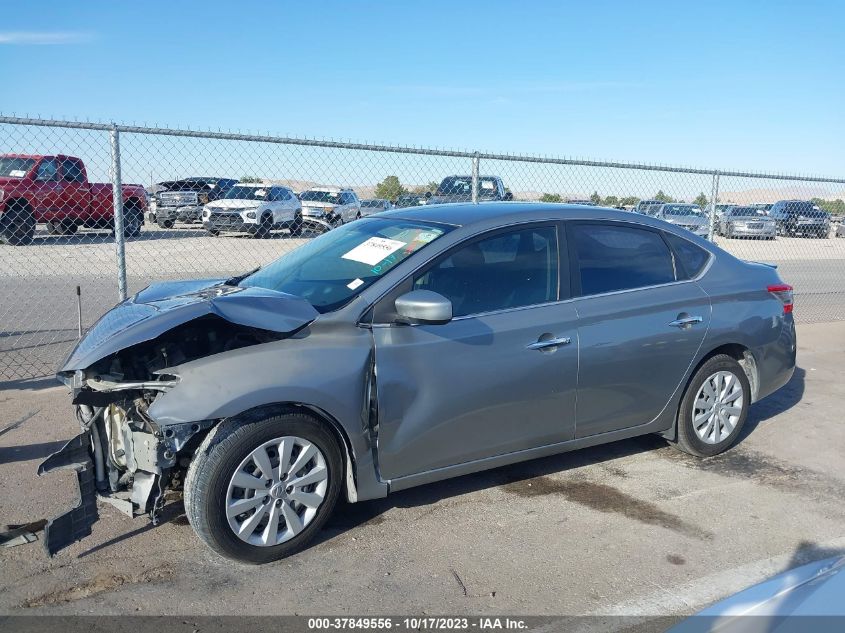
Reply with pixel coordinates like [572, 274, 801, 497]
[671, 354, 750, 458]
[184, 411, 342, 564]
[157, 218, 175, 229]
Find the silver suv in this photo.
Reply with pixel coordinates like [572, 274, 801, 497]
[299, 187, 361, 230]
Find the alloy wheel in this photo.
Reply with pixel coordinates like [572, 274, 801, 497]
[225, 436, 328, 546]
[692, 370, 745, 444]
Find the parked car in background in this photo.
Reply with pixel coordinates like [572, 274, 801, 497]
[566, 199, 597, 206]
[703, 203, 735, 226]
[202, 183, 301, 238]
[751, 202, 773, 215]
[632, 199, 665, 216]
[299, 187, 361, 230]
[395, 193, 427, 208]
[769, 200, 830, 238]
[717, 206, 776, 239]
[654, 203, 709, 238]
[152, 177, 237, 228]
[359, 198, 393, 217]
[425, 175, 512, 204]
[43, 202, 796, 563]
[0, 154, 146, 245]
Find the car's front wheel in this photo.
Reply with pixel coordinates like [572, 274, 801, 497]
[184, 411, 342, 564]
[671, 354, 750, 458]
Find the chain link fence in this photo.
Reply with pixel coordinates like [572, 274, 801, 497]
[2, 116, 844, 381]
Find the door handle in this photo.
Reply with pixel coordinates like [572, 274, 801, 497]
[526, 336, 571, 350]
[669, 315, 703, 328]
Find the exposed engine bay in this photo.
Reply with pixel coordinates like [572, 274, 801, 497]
[40, 316, 285, 555]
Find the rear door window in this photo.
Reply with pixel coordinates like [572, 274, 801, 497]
[60, 158, 86, 183]
[570, 223, 676, 296]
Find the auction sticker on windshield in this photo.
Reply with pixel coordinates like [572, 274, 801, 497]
[342, 237, 406, 266]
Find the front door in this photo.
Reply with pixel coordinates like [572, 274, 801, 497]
[372, 223, 579, 480]
[567, 222, 711, 438]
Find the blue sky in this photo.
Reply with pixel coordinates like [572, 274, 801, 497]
[1, 0, 844, 177]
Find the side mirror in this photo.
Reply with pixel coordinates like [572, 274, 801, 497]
[424, 191, 432, 199]
[504, 191, 514, 201]
[394, 290, 452, 325]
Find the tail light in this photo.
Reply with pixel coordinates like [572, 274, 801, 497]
[767, 284, 794, 314]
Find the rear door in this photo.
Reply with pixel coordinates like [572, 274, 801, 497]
[58, 157, 90, 220]
[568, 222, 711, 437]
[31, 158, 62, 218]
[372, 223, 579, 480]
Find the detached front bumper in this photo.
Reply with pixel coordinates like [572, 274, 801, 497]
[38, 409, 213, 556]
[37, 433, 98, 556]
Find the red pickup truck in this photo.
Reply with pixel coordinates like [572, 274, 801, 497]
[0, 154, 147, 245]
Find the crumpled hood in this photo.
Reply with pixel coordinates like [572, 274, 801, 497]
[59, 278, 318, 373]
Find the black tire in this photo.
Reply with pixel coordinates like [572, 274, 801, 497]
[252, 214, 273, 239]
[158, 218, 175, 229]
[671, 354, 751, 458]
[113, 202, 143, 239]
[0, 200, 36, 246]
[289, 213, 303, 237]
[184, 410, 343, 564]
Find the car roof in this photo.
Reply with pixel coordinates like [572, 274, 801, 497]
[380, 202, 646, 227]
[230, 182, 274, 188]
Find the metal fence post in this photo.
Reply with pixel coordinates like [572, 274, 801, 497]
[708, 170, 720, 241]
[109, 125, 128, 301]
[471, 153, 480, 204]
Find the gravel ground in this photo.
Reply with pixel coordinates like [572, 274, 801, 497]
[0, 321, 843, 617]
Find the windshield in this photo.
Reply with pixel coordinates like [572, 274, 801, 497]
[224, 185, 269, 201]
[436, 177, 498, 197]
[396, 195, 421, 207]
[300, 190, 343, 204]
[0, 157, 36, 178]
[240, 218, 452, 312]
[663, 205, 704, 217]
[361, 200, 383, 208]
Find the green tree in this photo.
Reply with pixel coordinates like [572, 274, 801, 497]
[375, 175, 407, 201]
[590, 191, 602, 205]
[620, 196, 640, 207]
[240, 176, 262, 183]
[812, 197, 845, 216]
[540, 193, 563, 203]
[654, 190, 675, 203]
[603, 195, 619, 207]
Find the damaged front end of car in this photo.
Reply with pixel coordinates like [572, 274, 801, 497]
[39, 278, 318, 556]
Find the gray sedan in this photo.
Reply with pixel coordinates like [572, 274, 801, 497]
[655, 203, 709, 238]
[718, 206, 777, 239]
[43, 203, 796, 563]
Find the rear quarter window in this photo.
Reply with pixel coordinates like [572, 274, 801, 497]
[663, 231, 711, 279]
